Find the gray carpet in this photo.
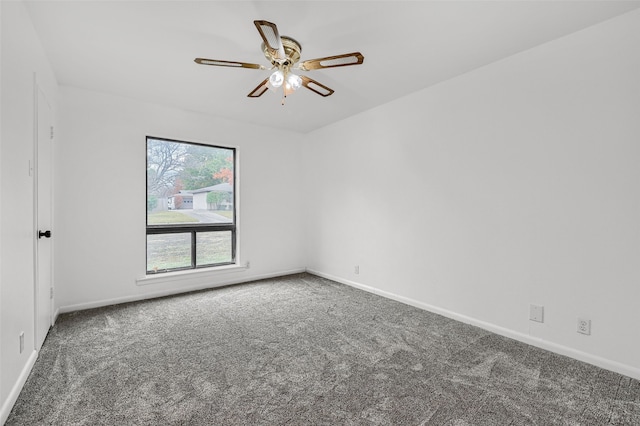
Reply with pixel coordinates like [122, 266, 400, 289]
[7, 273, 640, 425]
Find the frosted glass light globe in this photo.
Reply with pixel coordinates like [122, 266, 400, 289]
[287, 74, 302, 90]
[269, 70, 284, 88]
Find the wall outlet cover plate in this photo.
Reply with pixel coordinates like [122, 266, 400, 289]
[577, 318, 591, 335]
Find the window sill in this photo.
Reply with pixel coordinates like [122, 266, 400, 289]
[136, 263, 248, 286]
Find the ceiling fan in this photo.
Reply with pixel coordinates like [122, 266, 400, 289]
[195, 20, 364, 104]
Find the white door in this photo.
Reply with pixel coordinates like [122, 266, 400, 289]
[35, 85, 53, 350]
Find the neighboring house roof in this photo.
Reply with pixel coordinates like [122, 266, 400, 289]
[190, 182, 232, 194]
[170, 183, 232, 198]
[170, 191, 193, 198]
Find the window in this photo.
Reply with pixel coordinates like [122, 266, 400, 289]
[146, 137, 236, 273]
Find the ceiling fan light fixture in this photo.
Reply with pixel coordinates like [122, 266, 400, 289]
[287, 73, 302, 91]
[269, 70, 284, 87]
[195, 20, 364, 101]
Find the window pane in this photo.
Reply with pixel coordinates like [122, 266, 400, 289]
[147, 139, 234, 225]
[147, 233, 191, 272]
[146, 137, 236, 274]
[196, 231, 232, 266]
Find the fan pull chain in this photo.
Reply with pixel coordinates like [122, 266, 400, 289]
[281, 67, 287, 105]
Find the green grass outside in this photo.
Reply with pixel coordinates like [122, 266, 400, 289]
[147, 232, 232, 272]
[148, 211, 199, 224]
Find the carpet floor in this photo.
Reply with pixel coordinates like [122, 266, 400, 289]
[7, 273, 640, 425]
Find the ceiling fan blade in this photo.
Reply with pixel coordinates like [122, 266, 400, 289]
[247, 78, 270, 98]
[254, 20, 286, 60]
[195, 58, 264, 70]
[298, 52, 364, 71]
[300, 76, 335, 97]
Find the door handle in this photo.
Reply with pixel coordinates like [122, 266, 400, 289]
[38, 230, 52, 239]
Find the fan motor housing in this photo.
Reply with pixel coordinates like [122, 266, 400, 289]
[262, 36, 302, 66]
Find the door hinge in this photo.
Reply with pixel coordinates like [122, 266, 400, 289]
[50, 126, 54, 140]
[50, 287, 54, 299]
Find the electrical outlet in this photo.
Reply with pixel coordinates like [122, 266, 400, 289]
[245, 261, 251, 269]
[577, 318, 591, 335]
[529, 304, 544, 323]
[19, 332, 24, 353]
[354, 265, 360, 274]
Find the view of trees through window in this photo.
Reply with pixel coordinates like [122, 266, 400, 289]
[146, 137, 235, 273]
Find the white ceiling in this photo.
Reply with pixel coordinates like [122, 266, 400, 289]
[25, 1, 640, 133]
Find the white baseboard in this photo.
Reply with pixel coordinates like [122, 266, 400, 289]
[306, 269, 640, 381]
[0, 350, 38, 425]
[58, 268, 306, 315]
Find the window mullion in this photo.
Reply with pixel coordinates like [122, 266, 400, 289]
[191, 230, 197, 268]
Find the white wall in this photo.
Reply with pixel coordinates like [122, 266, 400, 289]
[54, 86, 306, 312]
[0, 0, 58, 422]
[305, 9, 640, 379]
